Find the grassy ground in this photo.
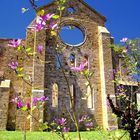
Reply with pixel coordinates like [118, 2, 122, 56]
[0, 130, 129, 140]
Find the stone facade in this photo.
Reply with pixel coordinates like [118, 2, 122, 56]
[0, 0, 117, 131]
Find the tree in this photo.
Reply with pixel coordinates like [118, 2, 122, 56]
[107, 38, 140, 140]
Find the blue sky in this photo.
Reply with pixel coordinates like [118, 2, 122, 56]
[0, 0, 140, 43]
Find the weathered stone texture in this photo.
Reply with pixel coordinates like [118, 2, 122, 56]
[0, 0, 118, 130]
[0, 39, 27, 130]
[102, 33, 117, 128]
[0, 87, 10, 130]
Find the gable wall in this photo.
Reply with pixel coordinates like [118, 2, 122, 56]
[28, 0, 114, 130]
[0, 0, 117, 131]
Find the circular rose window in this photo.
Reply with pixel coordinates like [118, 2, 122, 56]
[59, 25, 85, 47]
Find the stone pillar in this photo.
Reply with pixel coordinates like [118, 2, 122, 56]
[98, 26, 117, 129]
[30, 30, 46, 131]
[0, 80, 10, 130]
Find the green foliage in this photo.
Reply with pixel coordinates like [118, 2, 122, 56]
[109, 38, 140, 139]
[39, 122, 49, 131]
[16, 67, 24, 77]
[110, 44, 124, 54]
[31, 106, 36, 111]
[81, 69, 94, 78]
[52, 15, 60, 19]
[21, 106, 28, 111]
[25, 47, 32, 52]
[58, 0, 67, 5]
[17, 45, 23, 51]
[112, 38, 140, 82]
[58, 6, 65, 11]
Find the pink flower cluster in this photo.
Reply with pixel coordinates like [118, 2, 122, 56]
[33, 13, 58, 32]
[8, 39, 22, 48]
[8, 62, 18, 70]
[7, 39, 22, 70]
[54, 117, 70, 132]
[71, 60, 88, 72]
[11, 96, 48, 110]
[79, 115, 93, 130]
[62, 127, 70, 132]
[120, 37, 128, 43]
[55, 117, 66, 126]
[32, 96, 48, 105]
[37, 45, 43, 54]
[11, 97, 24, 109]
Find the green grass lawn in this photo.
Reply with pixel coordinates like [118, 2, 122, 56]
[0, 130, 129, 140]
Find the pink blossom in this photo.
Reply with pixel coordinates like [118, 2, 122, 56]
[85, 122, 93, 128]
[71, 60, 88, 72]
[62, 127, 70, 132]
[32, 97, 39, 105]
[41, 13, 54, 21]
[79, 115, 88, 123]
[8, 62, 18, 70]
[37, 45, 43, 54]
[38, 96, 48, 101]
[8, 39, 22, 48]
[49, 22, 58, 30]
[79, 115, 85, 122]
[32, 96, 48, 105]
[32, 16, 46, 32]
[34, 22, 45, 32]
[17, 100, 23, 109]
[120, 37, 128, 43]
[36, 16, 46, 25]
[11, 97, 18, 103]
[26, 102, 31, 109]
[56, 118, 66, 126]
[33, 13, 55, 32]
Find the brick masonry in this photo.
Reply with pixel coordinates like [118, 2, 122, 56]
[0, 0, 117, 131]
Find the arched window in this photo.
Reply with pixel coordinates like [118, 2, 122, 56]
[70, 84, 76, 109]
[87, 86, 94, 109]
[83, 55, 89, 69]
[69, 53, 76, 67]
[67, 7, 75, 14]
[52, 83, 58, 107]
[55, 54, 63, 69]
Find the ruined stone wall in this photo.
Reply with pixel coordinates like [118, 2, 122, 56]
[29, 29, 46, 131]
[0, 86, 10, 130]
[0, 0, 117, 131]
[36, 0, 111, 130]
[0, 39, 28, 130]
[15, 28, 34, 131]
[101, 33, 117, 128]
[0, 39, 16, 130]
[16, 21, 49, 130]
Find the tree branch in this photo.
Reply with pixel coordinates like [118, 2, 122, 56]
[29, 0, 38, 11]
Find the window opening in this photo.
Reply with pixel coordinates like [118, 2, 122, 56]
[67, 7, 75, 14]
[59, 25, 85, 47]
[52, 83, 58, 107]
[70, 84, 76, 109]
[87, 86, 94, 109]
[55, 54, 63, 69]
[69, 53, 76, 66]
[83, 55, 88, 69]
[136, 93, 140, 111]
